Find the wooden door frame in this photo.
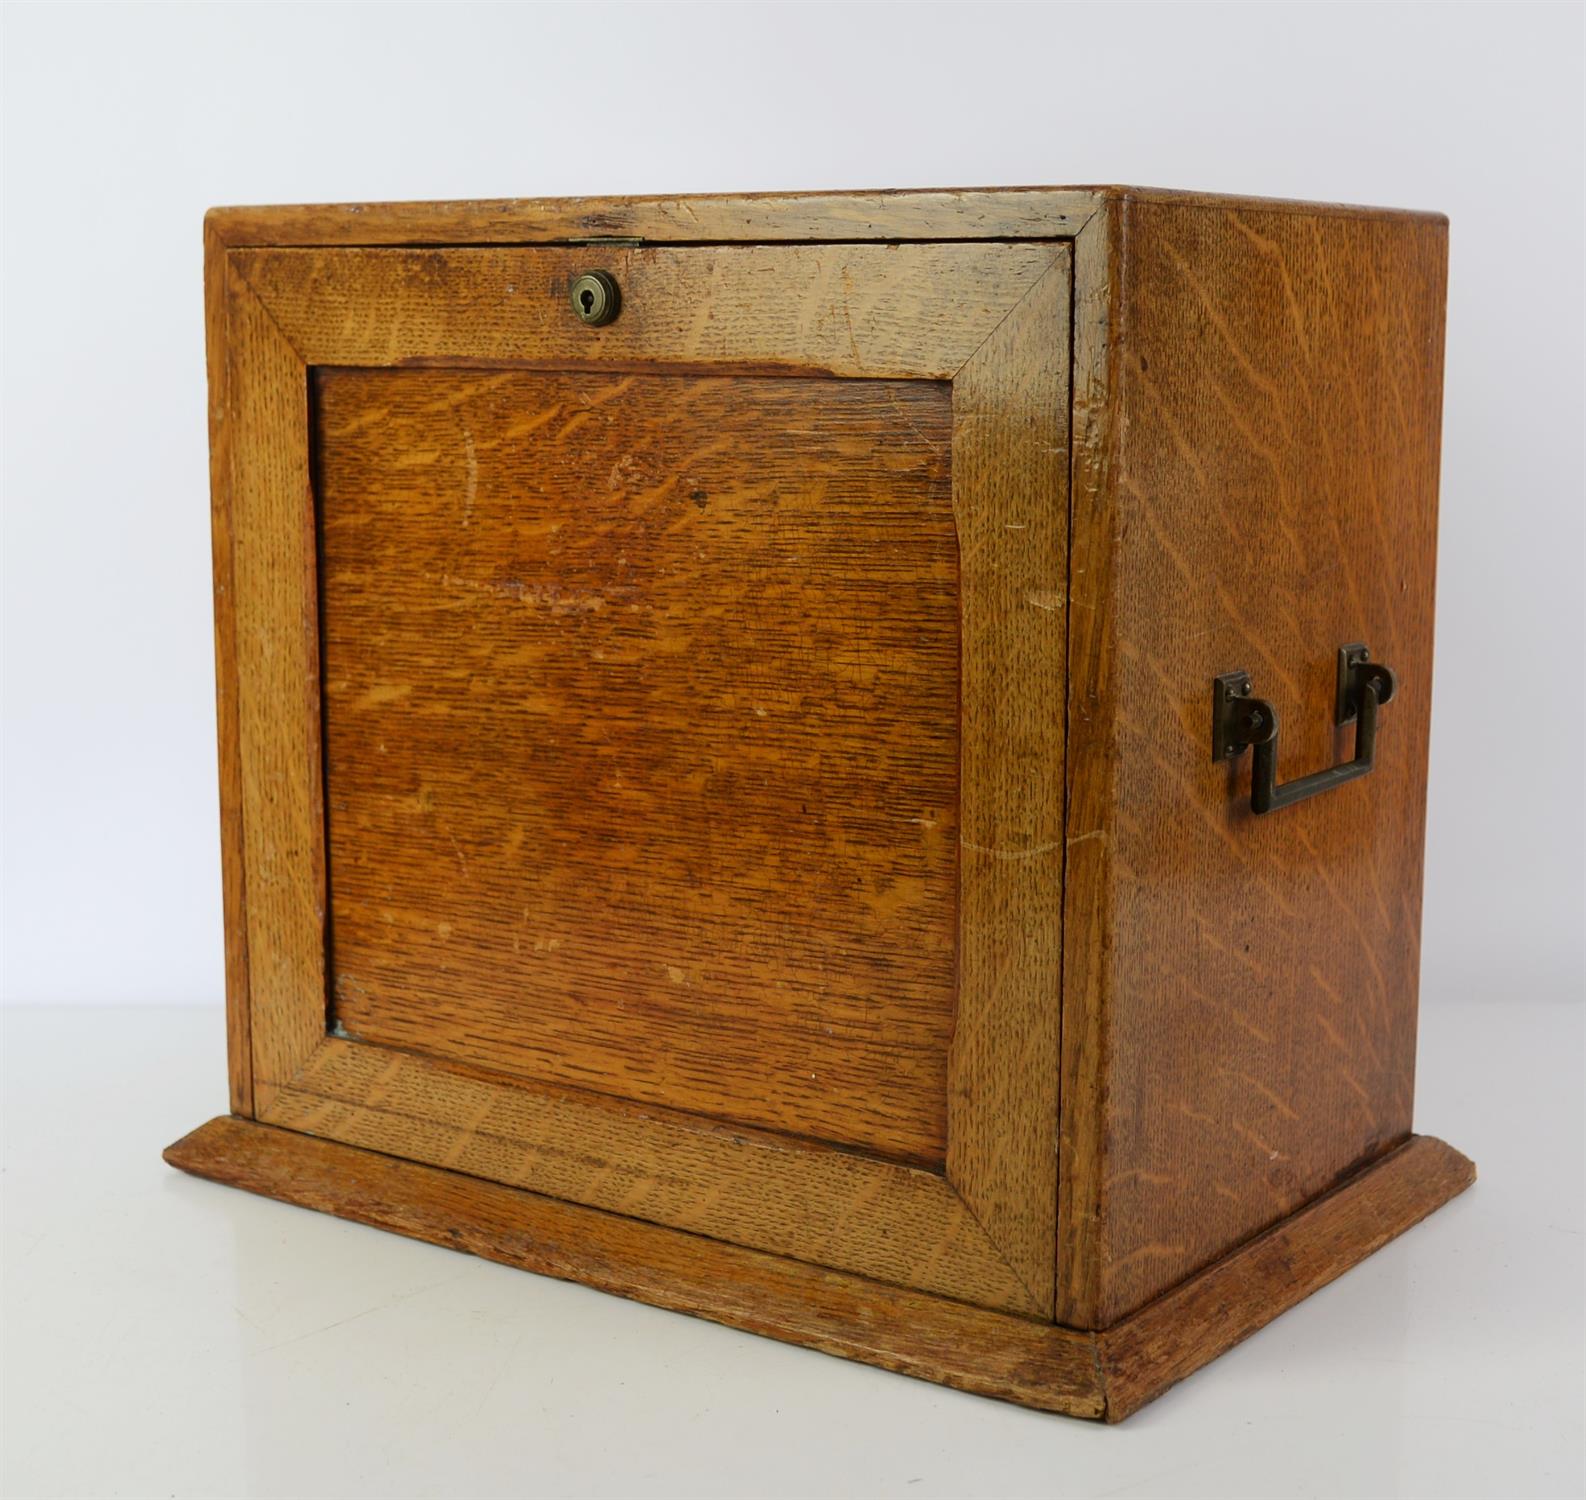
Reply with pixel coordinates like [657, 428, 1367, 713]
[206, 230, 1073, 1317]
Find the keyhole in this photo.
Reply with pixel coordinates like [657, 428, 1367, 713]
[569, 270, 619, 326]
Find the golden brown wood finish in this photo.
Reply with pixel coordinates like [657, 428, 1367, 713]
[165, 1117, 1472, 1422]
[260, 1037, 1029, 1307]
[1098, 1134, 1475, 1421]
[1058, 194, 1450, 1328]
[202, 187, 1442, 257]
[233, 243, 1061, 377]
[1057, 201, 1125, 1329]
[948, 261, 1068, 1301]
[180, 186, 1464, 1419]
[205, 187, 1101, 248]
[214, 231, 1071, 1317]
[224, 271, 324, 1115]
[204, 219, 252, 1115]
[316, 367, 960, 1163]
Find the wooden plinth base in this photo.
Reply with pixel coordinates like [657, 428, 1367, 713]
[164, 1120, 1473, 1422]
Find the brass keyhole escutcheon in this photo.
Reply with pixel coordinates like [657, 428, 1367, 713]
[569, 270, 620, 327]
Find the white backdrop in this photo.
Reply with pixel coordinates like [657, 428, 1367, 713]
[3, 1, 1581, 1009]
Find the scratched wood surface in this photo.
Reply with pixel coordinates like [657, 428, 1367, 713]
[946, 260, 1069, 1304]
[222, 269, 325, 1118]
[205, 187, 1102, 247]
[233, 243, 1065, 378]
[165, 1116, 1471, 1421]
[258, 1035, 1040, 1313]
[1058, 194, 1449, 1327]
[190, 189, 1462, 1389]
[204, 221, 253, 1115]
[167, 1114, 1106, 1415]
[201, 185, 1435, 254]
[1098, 1134, 1475, 1420]
[212, 227, 1070, 1316]
[316, 367, 960, 1162]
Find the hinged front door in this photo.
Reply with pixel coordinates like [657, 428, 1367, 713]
[212, 239, 1070, 1316]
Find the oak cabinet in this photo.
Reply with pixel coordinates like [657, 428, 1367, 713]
[167, 186, 1471, 1421]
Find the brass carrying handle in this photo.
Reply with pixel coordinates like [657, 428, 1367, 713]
[1212, 644, 1397, 815]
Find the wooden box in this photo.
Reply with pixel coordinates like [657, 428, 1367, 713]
[167, 186, 1473, 1421]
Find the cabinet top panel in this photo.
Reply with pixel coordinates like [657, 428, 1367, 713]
[203, 186, 1445, 249]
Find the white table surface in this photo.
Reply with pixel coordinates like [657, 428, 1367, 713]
[2, 999, 1581, 1500]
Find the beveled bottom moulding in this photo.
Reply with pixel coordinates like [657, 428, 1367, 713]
[166, 1119, 1473, 1423]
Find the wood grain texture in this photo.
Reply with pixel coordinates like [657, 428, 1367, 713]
[1057, 203, 1127, 1327]
[202, 187, 1440, 254]
[167, 1114, 1101, 1412]
[233, 244, 1064, 378]
[1098, 1134, 1474, 1420]
[315, 367, 960, 1163]
[1058, 193, 1449, 1327]
[191, 189, 1464, 1403]
[163, 1117, 1471, 1422]
[209, 226, 1070, 1317]
[224, 275, 323, 1112]
[259, 1037, 1040, 1314]
[205, 188, 1101, 248]
[947, 258, 1070, 1305]
[204, 218, 252, 1115]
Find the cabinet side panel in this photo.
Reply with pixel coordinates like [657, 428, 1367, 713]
[1086, 198, 1447, 1324]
